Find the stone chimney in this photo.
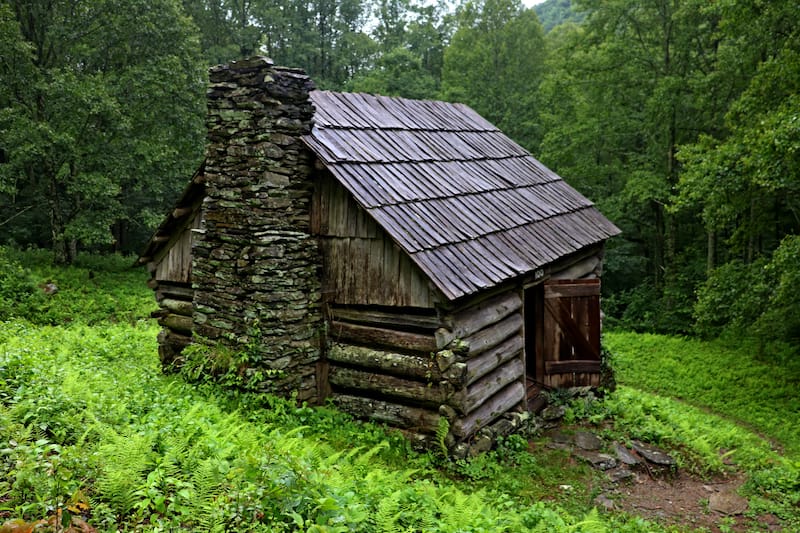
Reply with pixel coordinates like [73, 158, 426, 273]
[191, 57, 323, 402]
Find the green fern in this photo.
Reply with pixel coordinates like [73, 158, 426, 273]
[188, 457, 228, 531]
[436, 417, 450, 458]
[373, 491, 402, 533]
[94, 430, 155, 514]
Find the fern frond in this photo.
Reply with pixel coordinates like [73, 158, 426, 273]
[188, 458, 228, 531]
[373, 491, 402, 533]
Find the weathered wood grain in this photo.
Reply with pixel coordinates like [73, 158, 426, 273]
[155, 283, 194, 303]
[328, 366, 450, 406]
[550, 255, 601, 280]
[328, 320, 438, 352]
[466, 335, 523, 385]
[157, 313, 193, 334]
[160, 298, 193, 317]
[545, 360, 601, 374]
[331, 394, 441, 433]
[451, 382, 525, 438]
[327, 343, 441, 381]
[447, 291, 522, 339]
[460, 358, 524, 415]
[329, 306, 441, 331]
[464, 312, 523, 357]
[305, 90, 620, 301]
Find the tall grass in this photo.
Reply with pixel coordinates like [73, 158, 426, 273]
[0, 247, 152, 325]
[603, 331, 800, 525]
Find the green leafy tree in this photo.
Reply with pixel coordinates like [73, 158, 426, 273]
[441, 0, 547, 152]
[0, 0, 205, 262]
[538, 0, 738, 332]
[348, 47, 437, 99]
[678, 0, 800, 343]
[534, 0, 584, 32]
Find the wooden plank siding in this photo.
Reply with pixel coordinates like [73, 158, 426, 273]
[541, 279, 602, 389]
[313, 173, 440, 308]
[153, 210, 201, 284]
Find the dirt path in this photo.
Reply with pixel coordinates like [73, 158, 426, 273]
[537, 425, 785, 532]
[608, 470, 782, 532]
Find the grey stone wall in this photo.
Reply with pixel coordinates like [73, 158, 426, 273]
[191, 57, 323, 402]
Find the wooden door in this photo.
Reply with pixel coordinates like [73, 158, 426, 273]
[540, 279, 601, 388]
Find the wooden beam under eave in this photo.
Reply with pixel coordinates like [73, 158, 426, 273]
[172, 206, 193, 218]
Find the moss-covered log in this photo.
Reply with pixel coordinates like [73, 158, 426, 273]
[331, 394, 441, 433]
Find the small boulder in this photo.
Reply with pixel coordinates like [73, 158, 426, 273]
[613, 442, 641, 466]
[574, 431, 603, 451]
[594, 493, 616, 511]
[709, 490, 748, 516]
[541, 405, 566, 421]
[575, 450, 617, 470]
[631, 440, 676, 466]
[607, 467, 635, 483]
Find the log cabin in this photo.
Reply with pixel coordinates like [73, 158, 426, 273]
[139, 57, 620, 451]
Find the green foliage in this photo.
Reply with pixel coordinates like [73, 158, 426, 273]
[600, 386, 800, 525]
[441, 0, 546, 152]
[605, 331, 800, 458]
[694, 259, 771, 338]
[0, 247, 44, 321]
[534, 0, 584, 32]
[694, 236, 800, 346]
[2, 315, 661, 531]
[0, 0, 205, 260]
[0, 247, 152, 325]
[347, 47, 438, 99]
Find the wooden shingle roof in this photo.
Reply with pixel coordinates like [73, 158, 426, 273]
[304, 90, 621, 301]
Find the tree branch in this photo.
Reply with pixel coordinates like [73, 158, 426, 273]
[0, 205, 33, 227]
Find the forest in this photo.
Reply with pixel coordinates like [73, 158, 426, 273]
[1, 2, 800, 530]
[1, 0, 799, 343]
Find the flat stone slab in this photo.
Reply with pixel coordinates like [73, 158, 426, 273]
[541, 405, 566, 421]
[548, 430, 573, 444]
[613, 442, 641, 466]
[575, 450, 618, 470]
[607, 467, 635, 483]
[709, 490, 748, 516]
[594, 493, 616, 511]
[546, 441, 572, 451]
[575, 431, 603, 451]
[631, 440, 676, 466]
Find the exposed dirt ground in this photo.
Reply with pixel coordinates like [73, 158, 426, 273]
[608, 469, 782, 532]
[536, 424, 786, 532]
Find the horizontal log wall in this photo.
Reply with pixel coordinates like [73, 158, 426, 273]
[440, 290, 526, 439]
[326, 290, 527, 444]
[325, 306, 456, 436]
[149, 280, 194, 369]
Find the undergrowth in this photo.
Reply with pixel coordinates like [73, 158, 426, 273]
[568, 331, 800, 527]
[2, 249, 797, 530]
[0, 247, 152, 325]
[605, 331, 800, 458]
[0, 321, 640, 531]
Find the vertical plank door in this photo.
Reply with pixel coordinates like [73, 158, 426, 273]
[541, 279, 601, 388]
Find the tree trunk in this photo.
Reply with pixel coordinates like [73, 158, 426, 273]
[707, 230, 716, 274]
[49, 176, 71, 264]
